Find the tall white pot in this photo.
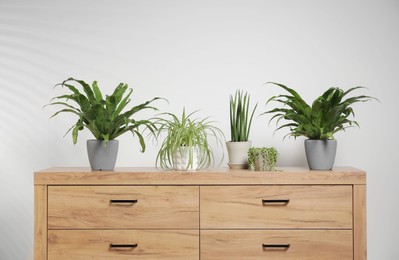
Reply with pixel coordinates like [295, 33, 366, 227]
[226, 141, 252, 169]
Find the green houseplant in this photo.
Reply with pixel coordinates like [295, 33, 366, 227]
[226, 90, 258, 169]
[47, 77, 162, 171]
[248, 147, 278, 171]
[263, 82, 377, 170]
[153, 109, 225, 171]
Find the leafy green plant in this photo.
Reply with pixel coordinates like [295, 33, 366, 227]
[46, 77, 162, 151]
[248, 147, 278, 171]
[230, 90, 258, 142]
[153, 109, 225, 170]
[263, 82, 378, 140]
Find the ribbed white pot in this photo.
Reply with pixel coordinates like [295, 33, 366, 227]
[173, 146, 199, 171]
[226, 141, 252, 169]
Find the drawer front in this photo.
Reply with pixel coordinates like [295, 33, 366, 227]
[201, 230, 352, 260]
[48, 186, 199, 229]
[48, 230, 199, 260]
[201, 185, 352, 229]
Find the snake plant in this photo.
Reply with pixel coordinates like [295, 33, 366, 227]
[229, 90, 258, 142]
[263, 82, 377, 140]
[153, 109, 225, 170]
[46, 77, 162, 152]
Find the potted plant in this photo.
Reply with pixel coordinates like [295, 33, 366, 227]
[46, 77, 162, 171]
[263, 82, 377, 170]
[248, 147, 278, 171]
[226, 90, 258, 169]
[153, 109, 225, 171]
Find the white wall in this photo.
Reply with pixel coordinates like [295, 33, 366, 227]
[0, 0, 398, 259]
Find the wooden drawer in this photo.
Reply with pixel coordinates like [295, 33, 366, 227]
[48, 186, 199, 229]
[201, 185, 352, 229]
[201, 230, 353, 260]
[48, 230, 199, 260]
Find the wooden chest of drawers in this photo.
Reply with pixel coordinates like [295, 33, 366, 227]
[35, 167, 366, 259]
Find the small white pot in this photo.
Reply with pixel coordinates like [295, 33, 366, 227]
[173, 146, 199, 171]
[226, 141, 252, 169]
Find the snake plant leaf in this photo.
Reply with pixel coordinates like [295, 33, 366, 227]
[229, 90, 257, 142]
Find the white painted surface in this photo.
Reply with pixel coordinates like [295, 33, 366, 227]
[0, 0, 398, 259]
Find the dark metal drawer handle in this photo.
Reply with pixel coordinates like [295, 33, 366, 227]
[262, 244, 290, 249]
[110, 199, 138, 204]
[262, 199, 290, 204]
[110, 243, 138, 248]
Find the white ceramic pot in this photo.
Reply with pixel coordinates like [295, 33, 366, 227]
[226, 141, 252, 169]
[173, 146, 199, 171]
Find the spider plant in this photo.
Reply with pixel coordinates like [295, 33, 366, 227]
[46, 77, 162, 151]
[230, 90, 258, 142]
[263, 82, 378, 140]
[153, 109, 225, 171]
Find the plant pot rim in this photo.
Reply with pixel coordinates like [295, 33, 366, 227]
[305, 139, 336, 141]
[87, 139, 118, 142]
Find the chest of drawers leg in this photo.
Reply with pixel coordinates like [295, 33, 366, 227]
[34, 185, 47, 260]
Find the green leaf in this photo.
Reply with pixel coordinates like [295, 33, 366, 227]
[92, 81, 103, 102]
[262, 83, 378, 140]
[47, 78, 163, 148]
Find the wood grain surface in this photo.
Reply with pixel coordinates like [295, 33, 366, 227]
[48, 186, 199, 229]
[35, 167, 366, 185]
[201, 230, 353, 260]
[201, 185, 352, 229]
[48, 230, 199, 260]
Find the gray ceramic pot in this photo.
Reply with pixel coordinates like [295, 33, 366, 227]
[304, 139, 337, 170]
[87, 140, 119, 171]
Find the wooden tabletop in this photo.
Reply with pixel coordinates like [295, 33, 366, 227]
[34, 166, 366, 185]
